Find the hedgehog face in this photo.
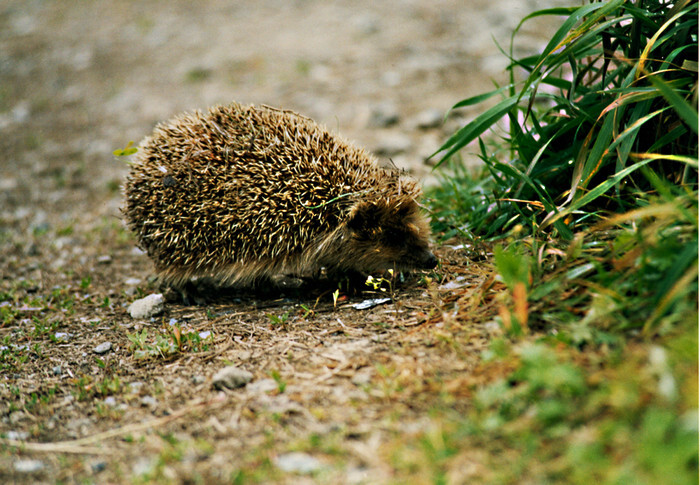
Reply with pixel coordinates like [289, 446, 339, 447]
[343, 199, 437, 273]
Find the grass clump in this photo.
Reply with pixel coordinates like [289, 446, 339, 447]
[421, 1, 698, 483]
[430, 0, 698, 336]
[127, 325, 213, 360]
[433, 0, 697, 239]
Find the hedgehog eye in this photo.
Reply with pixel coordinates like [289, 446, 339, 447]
[382, 228, 404, 246]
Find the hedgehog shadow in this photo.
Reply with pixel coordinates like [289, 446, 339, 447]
[163, 271, 426, 306]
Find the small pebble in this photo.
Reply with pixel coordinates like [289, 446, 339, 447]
[104, 396, 117, 407]
[381, 70, 401, 87]
[212, 366, 253, 390]
[9, 411, 25, 425]
[97, 255, 112, 264]
[54, 332, 71, 341]
[93, 342, 112, 354]
[351, 369, 373, 386]
[52, 365, 62, 375]
[373, 132, 411, 156]
[131, 457, 154, 476]
[0, 177, 18, 191]
[5, 430, 29, 440]
[410, 108, 444, 129]
[128, 293, 164, 319]
[439, 276, 468, 290]
[368, 101, 399, 127]
[129, 381, 145, 393]
[247, 378, 279, 393]
[14, 459, 45, 473]
[91, 461, 107, 473]
[140, 395, 157, 408]
[353, 13, 380, 35]
[276, 452, 323, 474]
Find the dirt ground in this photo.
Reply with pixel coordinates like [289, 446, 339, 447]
[1, 1, 566, 483]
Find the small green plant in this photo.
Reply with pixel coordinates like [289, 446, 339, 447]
[268, 312, 290, 327]
[332, 288, 340, 308]
[72, 376, 92, 401]
[56, 224, 74, 236]
[48, 287, 74, 313]
[299, 303, 315, 319]
[169, 324, 212, 353]
[106, 179, 121, 193]
[30, 316, 60, 341]
[493, 243, 531, 334]
[0, 341, 30, 372]
[127, 328, 149, 351]
[79, 276, 92, 290]
[113, 141, 138, 157]
[269, 369, 287, 394]
[0, 305, 17, 326]
[97, 375, 122, 396]
[185, 67, 211, 83]
[366, 269, 399, 313]
[127, 325, 212, 360]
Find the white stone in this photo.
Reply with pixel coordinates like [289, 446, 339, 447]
[212, 366, 253, 390]
[128, 294, 164, 319]
[373, 132, 411, 156]
[93, 342, 112, 354]
[352, 298, 391, 310]
[411, 109, 444, 129]
[14, 459, 45, 473]
[276, 452, 323, 474]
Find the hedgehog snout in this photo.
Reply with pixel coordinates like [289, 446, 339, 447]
[420, 250, 438, 269]
[393, 246, 438, 271]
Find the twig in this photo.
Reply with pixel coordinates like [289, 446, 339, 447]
[0, 441, 111, 455]
[0, 394, 228, 455]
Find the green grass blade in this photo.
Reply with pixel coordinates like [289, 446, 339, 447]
[540, 158, 657, 231]
[450, 84, 517, 109]
[644, 71, 699, 133]
[433, 94, 521, 166]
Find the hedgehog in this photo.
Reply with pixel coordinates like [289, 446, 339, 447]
[123, 102, 437, 292]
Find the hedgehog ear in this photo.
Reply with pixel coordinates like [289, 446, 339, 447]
[347, 202, 381, 232]
[395, 200, 415, 220]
